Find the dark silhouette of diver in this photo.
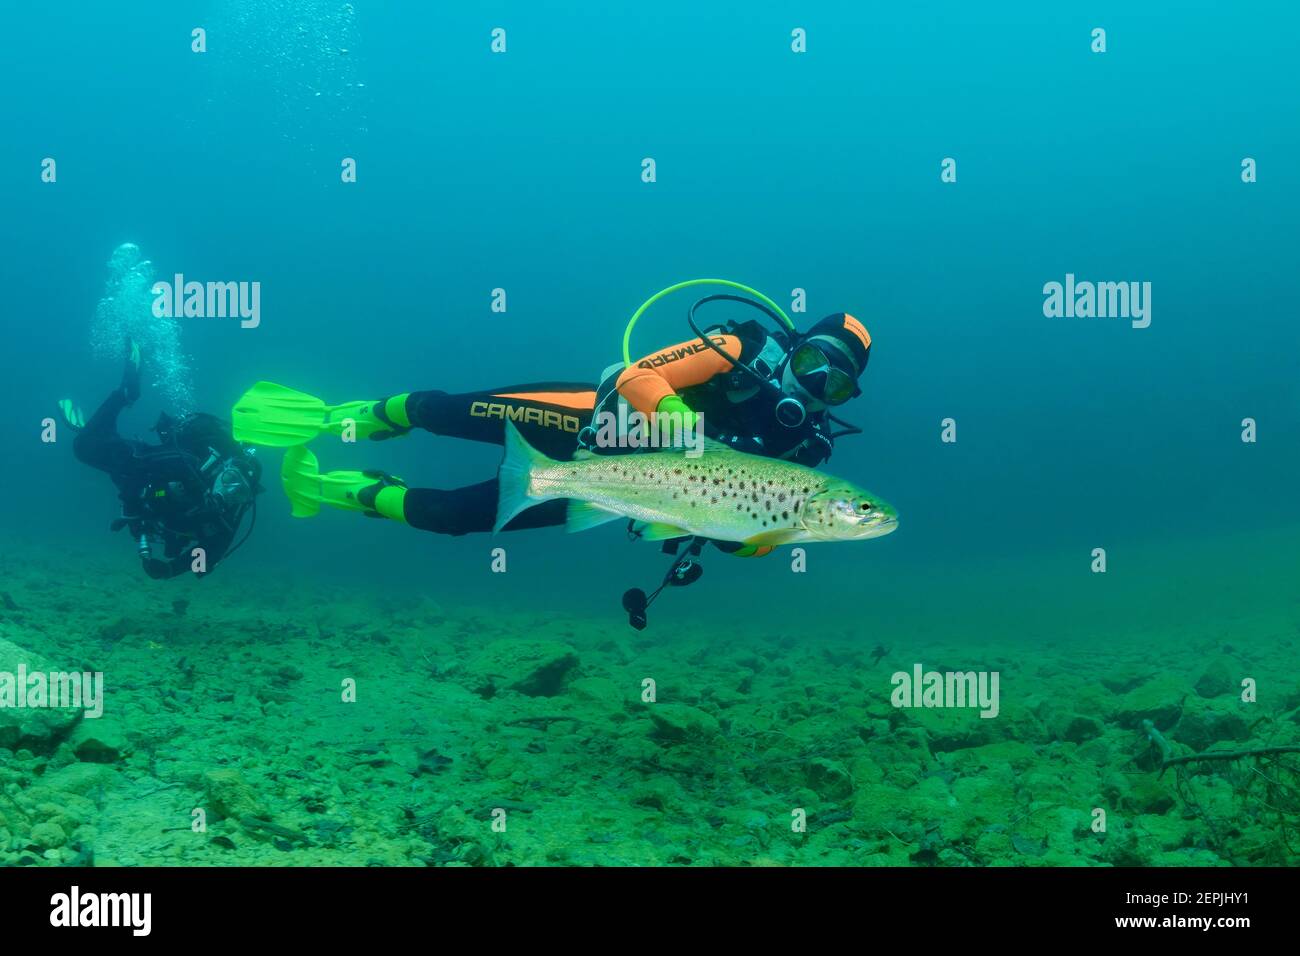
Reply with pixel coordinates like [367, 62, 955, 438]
[62, 341, 262, 579]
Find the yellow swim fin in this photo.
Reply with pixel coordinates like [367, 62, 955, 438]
[281, 446, 407, 521]
[232, 381, 408, 447]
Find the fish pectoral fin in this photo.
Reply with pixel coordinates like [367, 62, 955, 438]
[565, 500, 623, 533]
[742, 529, 805, 547]
[637, 522, 692, 542]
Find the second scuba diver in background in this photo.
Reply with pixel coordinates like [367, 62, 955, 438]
[231, 292, 872, 561]
[61, 340, 263, 579]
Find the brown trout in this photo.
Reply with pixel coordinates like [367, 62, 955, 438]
[495, 421, 898, 546]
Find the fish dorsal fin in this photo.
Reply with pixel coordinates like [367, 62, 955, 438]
[743, 528, 805, 547]
[565, 500, 623, 533]
[638, 521, 692, 541]
[573, 448, 596, 460]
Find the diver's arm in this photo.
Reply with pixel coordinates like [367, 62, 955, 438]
[788, 431, 834, 467]
[143, 533, 201, 578]
[142, 553, 190, 580]
[144, 529, 233, 579]
[763, 410, 835, 467]
[615, 334, 744, 415]
[191, 528, 234, 577]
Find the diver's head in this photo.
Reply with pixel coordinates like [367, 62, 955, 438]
[152, 411, 180, 443]
[779, 313, 872, 412]
[154, 411, 239, 455]
[802, 481, 897, 541]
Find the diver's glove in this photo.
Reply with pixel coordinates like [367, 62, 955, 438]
[654, 395, 699, 448]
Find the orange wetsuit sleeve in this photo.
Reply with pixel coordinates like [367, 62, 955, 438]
[615, 335, 741, 415]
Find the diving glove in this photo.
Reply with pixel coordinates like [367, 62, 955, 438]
[655, 394, 700, 447]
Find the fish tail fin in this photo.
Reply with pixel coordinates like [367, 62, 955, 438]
[494, 421, 556, 533]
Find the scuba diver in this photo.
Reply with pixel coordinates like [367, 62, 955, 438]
[231, 280, 871, 624]
[61, 340, 262, 579]
[231, 279, 870, 548]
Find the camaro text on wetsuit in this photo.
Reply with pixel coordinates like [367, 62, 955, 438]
[470, 401, 582, 433]
[637, 337, 728, 369]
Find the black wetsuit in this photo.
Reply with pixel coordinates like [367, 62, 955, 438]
[397, 383, 596, 535]
[74, 389, 256, 578]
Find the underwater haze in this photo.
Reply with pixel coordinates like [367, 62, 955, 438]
[1, 1, 1298, 868]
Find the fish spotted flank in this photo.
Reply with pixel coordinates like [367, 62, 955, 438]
[494, 421, 897, 546]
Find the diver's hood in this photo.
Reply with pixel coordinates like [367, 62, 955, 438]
[154, 411, 243, 459]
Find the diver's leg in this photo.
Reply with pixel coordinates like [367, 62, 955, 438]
[232, 380, 596, 449]
[401, 383, 596, 459]
[402, 479, 567, 535]
[281, 446, 567, 534]
[72, 389, 142, 475]
[72, 338, 144, 473]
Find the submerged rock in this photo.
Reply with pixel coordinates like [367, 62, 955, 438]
[567, 676, 627, 713]
[202, 768, 267, 820]
[1054, 713, 1103, 744]
[70, 718, 129, 763]
[1076, 739, 1111, 765]
[1193, 659, 1236, 699]
[1171, 702, 1253, 752]
[1099, 668, 1154, 694]
[629, 778, 685, 813]
[28, 821, 67, 851]
[1113, 675, 1188, 729]
[40, 762, 114, 796]
[805, 757, 855, 800]
[897, 707, 997, 753]
[463, 640, 579, 697]
[1123, 776, 1176, 815]
[0, 638, 83, 752]
[648, 703, 720, 741]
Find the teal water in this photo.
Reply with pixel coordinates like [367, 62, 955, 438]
[1, 2, 1297, 867]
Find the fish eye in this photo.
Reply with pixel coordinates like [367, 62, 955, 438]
[858, 502, 872, 512]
